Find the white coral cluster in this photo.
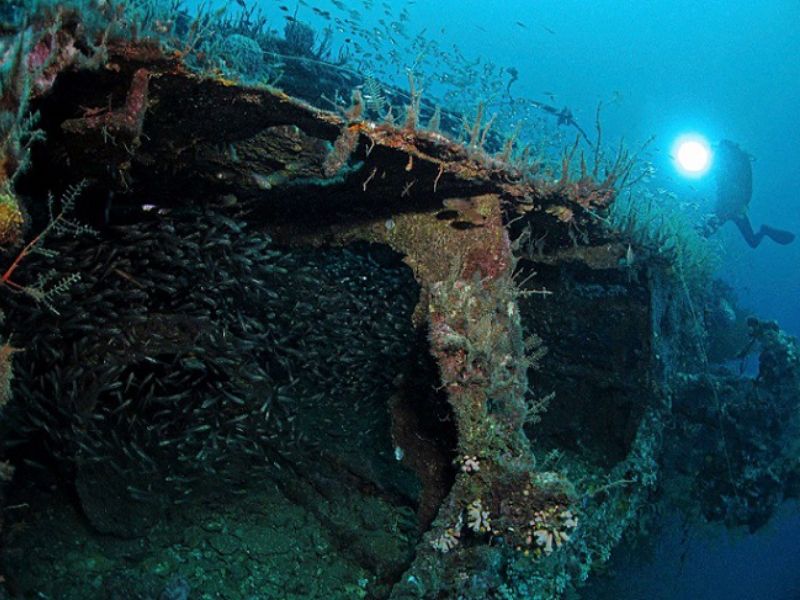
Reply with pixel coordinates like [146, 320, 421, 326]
[430, 513, 463, 553]
[430, 529, 460, 553]
[466, 499, 491, 533]
[431, 498, 493, 553]
[459, 455, 481, 473]
[528, 509, 578, 555]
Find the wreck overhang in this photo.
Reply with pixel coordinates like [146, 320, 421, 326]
[2, 34, 660, 599]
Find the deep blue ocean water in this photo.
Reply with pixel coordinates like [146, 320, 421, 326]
[584, 504, 800, 599]
[266, 0, 800, 338]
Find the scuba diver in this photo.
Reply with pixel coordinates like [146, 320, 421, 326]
[529, 100, 592, 145]
[704, 139, 795, 248]
[503, 73, 591, 145]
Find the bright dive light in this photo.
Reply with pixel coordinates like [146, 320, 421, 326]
[677, 141, 710, 172]
[673, 134, 712, 177]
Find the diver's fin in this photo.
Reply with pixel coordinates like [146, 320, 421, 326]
[735, 216, 796, 247]
[760, 224, 796, 245]
[733, 216, 760, 248]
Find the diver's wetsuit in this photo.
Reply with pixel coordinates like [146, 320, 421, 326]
[709, 140, 795, 248]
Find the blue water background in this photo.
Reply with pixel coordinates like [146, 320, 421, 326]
[409, 0, 800, 339]
[259, 0, 799, 336]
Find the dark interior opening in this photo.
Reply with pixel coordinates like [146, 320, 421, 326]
[0, 205, 456, 599]
[517, 259, 651, 468]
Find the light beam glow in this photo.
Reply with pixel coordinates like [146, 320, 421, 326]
[673, 134, 712, 177]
